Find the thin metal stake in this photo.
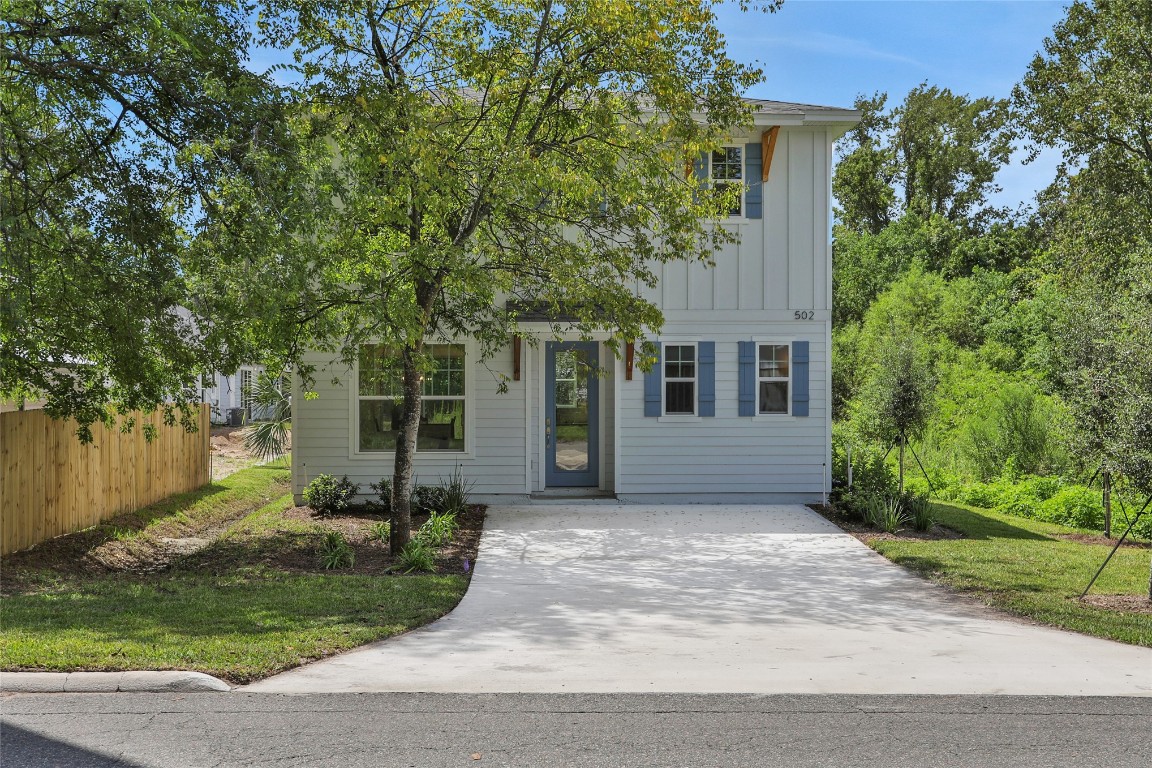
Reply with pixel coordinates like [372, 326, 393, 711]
[1081, 495, 1151, 599]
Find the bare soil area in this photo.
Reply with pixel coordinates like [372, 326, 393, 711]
[1079, 595, 1152, 615]
[211, 425, 291, 480]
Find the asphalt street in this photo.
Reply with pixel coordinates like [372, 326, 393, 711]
[3, 693, 1151, 767]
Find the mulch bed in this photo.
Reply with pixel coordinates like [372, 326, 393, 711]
[244, 503, 487, 576]
[1056, 533, 1151, 549]
[807, 502, 964, 544]
[2, 499, 486, 595]
[1079, 595, 1152, 615]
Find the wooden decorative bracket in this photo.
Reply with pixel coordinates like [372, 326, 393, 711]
[512, 335, 522, 381]
[762, 126, 780, 183]
[625, 341, 635, 381]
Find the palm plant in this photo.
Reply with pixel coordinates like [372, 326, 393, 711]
[242, 372, 292, 463]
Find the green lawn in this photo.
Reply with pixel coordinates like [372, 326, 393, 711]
[868, 501, 1152, 646]
[0, 466, 469, 684]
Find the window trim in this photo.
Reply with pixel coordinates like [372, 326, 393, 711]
[755, 340, 792, 417]
[708, 145, 747, 220]
[661, 341, 699, 418]
[350, 341, 474, 458]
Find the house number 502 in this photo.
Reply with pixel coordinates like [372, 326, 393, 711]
[793, 310, 815, 320]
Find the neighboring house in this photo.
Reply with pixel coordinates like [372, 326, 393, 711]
[202, 367, 265, 425]
[293, 100, 859, 502]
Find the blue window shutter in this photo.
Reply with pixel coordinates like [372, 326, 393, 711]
[744, 142, 763, 219]
[698, 341, 716, 417]
[738, 341, 756, 417]
[643, 343, 662, 417]
[792, 341, 810, 417]
[693, 152, 709, 181]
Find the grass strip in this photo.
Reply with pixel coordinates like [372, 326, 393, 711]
[1, 463, 470, 683]
[0, 570, 466, 683]
[868, 501, 1152, 646]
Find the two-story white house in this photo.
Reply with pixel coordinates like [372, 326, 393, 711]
[291, 100, 859, 503]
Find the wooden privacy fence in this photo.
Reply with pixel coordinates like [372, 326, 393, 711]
[0, 405, 210, 555]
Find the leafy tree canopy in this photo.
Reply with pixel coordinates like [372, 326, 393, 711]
[1, 0, 284, 437]
[833, 84, 1014, 236]
[242, 0, 771, 546]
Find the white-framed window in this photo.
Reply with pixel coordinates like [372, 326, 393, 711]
[358, 344, 466, 451]
[710, 146, 743, 217]
[663, 343, 697, 415]
[757, 343, 790, 415]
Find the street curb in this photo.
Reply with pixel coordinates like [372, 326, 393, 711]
[1, 671, 232, 693]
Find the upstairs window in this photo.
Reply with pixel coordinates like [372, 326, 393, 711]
[711, 147, 743, 217]
[358, 344, 466, 451]
[664, 343, 697, 415]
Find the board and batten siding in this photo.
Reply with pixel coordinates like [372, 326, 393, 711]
[292, 343, 529, 498]
[639, 128, 832, 314]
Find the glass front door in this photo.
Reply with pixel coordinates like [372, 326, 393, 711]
[545, 342, 599, 487]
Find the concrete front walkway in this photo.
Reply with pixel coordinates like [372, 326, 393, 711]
[245, 504, 1152, 695]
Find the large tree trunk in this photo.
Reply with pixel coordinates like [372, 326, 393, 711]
[390, 344, 423, 554]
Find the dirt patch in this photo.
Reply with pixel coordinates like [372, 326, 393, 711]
[1056, 533, 1151, 549]
[4, 498, 486, 595]
[210, 426, 290, 481]
[1079, 595, 1152, 614]
[807, 503, 964, 543]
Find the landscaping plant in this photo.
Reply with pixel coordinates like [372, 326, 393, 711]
[396, 539, 436, 574]
[419, 512, 458, 548]
[367, 520, 391, 545]
[318, 530, 355, 570]
[303, 474, 358, 514]
[440, 466, 476, 516]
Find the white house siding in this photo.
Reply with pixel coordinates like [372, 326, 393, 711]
[292, 344, 529, 500]
[292, 117, 848, 503]
[616, 319, 829, 503]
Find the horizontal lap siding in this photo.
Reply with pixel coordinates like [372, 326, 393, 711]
[619, 325, 828, 497]
[293, 346, 527, 496]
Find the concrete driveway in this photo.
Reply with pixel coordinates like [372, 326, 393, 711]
[245, 504, 1152, 695]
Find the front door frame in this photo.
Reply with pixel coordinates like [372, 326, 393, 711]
[544, 341, 599, 488]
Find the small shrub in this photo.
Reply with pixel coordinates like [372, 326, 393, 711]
[859, 494, 886, 528]
[318, 530, 355, 570]
[369, 478, 392, 514]
[903, 492, 936, 532]
[439, 466, 475, 516]
[304, 474, 358, 514]
[367, 520, 391, 544]
[876, 496, 909, 533]
[396, 539, 436, 573]
[1037, 486, 1105, 530]
[413, 484, 448, 515]
[419, 511, 458, 547]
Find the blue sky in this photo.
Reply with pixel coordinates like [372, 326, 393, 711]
[715, 0, 1070, 210]
[249, 1, 1071, 211]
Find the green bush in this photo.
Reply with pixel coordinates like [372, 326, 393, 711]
[418, 511, 458, 547]
[903, 492, 936, 532]
[367, 520, 391, 544]
[369, 478, 392, 513]
[413, 484, 448, 515]
[1036, 487, 1104, 529]
[439, 466, 475, 516]
[303, 474, 358, 514]
[397, 539, 436, 573]
[318, 530, 355, 570]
